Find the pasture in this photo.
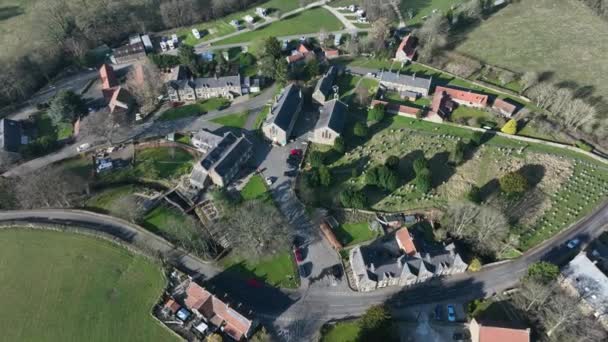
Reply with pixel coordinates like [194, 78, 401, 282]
[0, 229, 177, 342]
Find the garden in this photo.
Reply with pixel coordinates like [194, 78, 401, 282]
[0, 229, 177, 342]
[298, 113, 608, 253]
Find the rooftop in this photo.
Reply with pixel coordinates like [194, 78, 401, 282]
[315, 99, 347, 133]
[267, 84, 302, 130]
[562, 253, 608, 314]
[380, 71, 432, 91]
[314, 66, 337, 99]
[113, 42, 145, 58]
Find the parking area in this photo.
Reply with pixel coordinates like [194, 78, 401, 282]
[393, 301, 470, 342]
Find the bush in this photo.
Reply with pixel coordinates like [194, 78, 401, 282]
[500, 119, 518, 135]
[309, 151, 324, 168]
[354, 122, 368, 137]
[340, 188, 367, 208]
[415, 171, 432, 193]
[333, 136, 345, 154]
[359, 305, 392, 341]
[319, 165, 332, 186]
[468, 258, 482, 272]
[413, 157, 429, 174]
[527, 261, 559, 284]
[385, 155, 400, 170]
[367, 103, 385, 122]
[366, 165, 398, 191]
[467, 185, 482, 203]
[575, 140, 593, 152]
[499, 171, 529, 194]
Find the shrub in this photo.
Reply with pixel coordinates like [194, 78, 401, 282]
[354, 122, 368, 137]
[319, 165, 332, 186]
[340, 188, 367, 208]
[415, 171, 432, 193]
[468, 258, 482, 272]
[415, 109, 423, 119]
[367, 103, 385, 122]
[499, 171, 529, 193]
[385, 155, 400, 170]
[413, 157, 429, 174]
[500, 119, 518, 135]
[333, 136, 345, 154]
[309, 151, 324, 168]
[527, 261, 559, 284]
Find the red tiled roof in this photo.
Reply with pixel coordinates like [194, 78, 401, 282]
[99, 64, 118, 90]
[323, 48, 340, 57]
[395, 228, 417, 256]
[164, 298, 181, 314]
[371, 99, 420, 117]
[479, 326, 530, 342]
[184, 282, 253, 341]
[297, 44, 311, 54]
[398, 35, 417, 59]
[492, 98, 517, 115]
[434, 86, 488, 107]
[287, 53, 306, 64]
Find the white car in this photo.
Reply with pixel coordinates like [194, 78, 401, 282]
[76, 143, 91, 153]
[567, 238, 580, 249]
[265, 177, 274, 186]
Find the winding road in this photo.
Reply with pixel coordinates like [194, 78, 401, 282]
[1, 199, 606, 335]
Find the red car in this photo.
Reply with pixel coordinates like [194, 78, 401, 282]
[290, 149, 303, 157]
[294, 248, 304, 262]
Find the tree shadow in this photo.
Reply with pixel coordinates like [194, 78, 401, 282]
[517, 164, 545, 188]
[0, 6, 24, 21]
[428, 151, 453, 188]
[478, 178, 500, 202]
[399, 149, 425, 184]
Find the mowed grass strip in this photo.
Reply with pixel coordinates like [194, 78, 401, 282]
[334, 222, 377, 246]
[159, 98, 230, 121]
[211, 111, 249, 128]
[215, 8, 343, 45]
[320, 320, 361, 342]
[455, 0, 608, 102]
[0, 229, 177, 342]
[240, 174, 268, 200]
[222, 251, 299, 288]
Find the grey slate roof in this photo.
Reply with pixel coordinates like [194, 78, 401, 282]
[0, 119, 23, 152]
[380, 71, 432, 91]
[214, 136, 252, 177]
[193, 74, 241, 88]
[314, 66, 337, 99]
[268, 84, 302, 130]
[315, 99, 347, 133]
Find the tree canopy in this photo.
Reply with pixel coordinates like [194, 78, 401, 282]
[499, 171, 529, 194]
[340, 188, 367, 208]
[527, 261, 559, 284]
[354, 122, 368, 137]
[367, 103, 385, 122]
[366, 165, 398, 191]
[47, 90, 86, 125]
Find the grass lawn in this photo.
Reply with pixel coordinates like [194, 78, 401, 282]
[455, 0, 608, 103]
[159, 98, 230, 121]
[298, 114, 608, 252]
[320, 320, 361, 342]
[175, 133, 191, 145]
[143, 205, 196, 236]
[0, 229, 177, 342]
[405, 0, 468, 26]
[222, 251, 299, 288]
[334, 222, 377, 246]
[215, 8, 343, 45]
[240, 174, 268, 200]
[211, 111, 249, 128]
[450, 106, 496, 124]
[135, 147, 194, 179]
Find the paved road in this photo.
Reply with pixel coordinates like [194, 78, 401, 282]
[0, 198, 606, 338]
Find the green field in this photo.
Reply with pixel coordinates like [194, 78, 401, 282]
[0, 229, 177, 342]
[455, 0, 608, 103]
[240, 174, 268, 200]
[320, 320, 361, 342]
[215, 8, 343, 45]
[334, 222, 377, 246]
[159, 98, 230, 121]
[222, 251, 299, 288]
[211, 111, 249, 128]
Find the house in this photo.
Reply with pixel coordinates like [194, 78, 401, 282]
[162, 298, 182, 317]
[561, 253, 608, 328]
[256, 7, 267, 17]
[108, 87, 133, 114]
[111, 42, 146, 64]
[0, 118, 25, 152]
[167, 74, 244, 102]
[189, 131, 253, 188]
[262, 84, 303, 146]
[286, 44, 313, 65]
[431, 86, 489, 118]
[379, 71, 432, 97]
[310, 99, 347, 145]
[183, 282, 255, 341]
[322, 47, 340, 59]
[99, 64, 119, 100]
[163, 65, 187, 83]
[349, 230, 467, 292]
[244, 15, 255, 23]
[492, 98, 519, 117]
[312, 66, 338, 104]
[469, 319, 531, 342]
[395, 35, 417, 62]
[371, 99, 421, 119]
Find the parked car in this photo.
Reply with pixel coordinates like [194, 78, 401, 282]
[434, 305, 442, 320]
[294, 248, 304, 262]
[290, 148, 302, 156]
[265, 177, 274, 185]
[567, 238, 580, 249]
[447, 305, 456, 322]
[76, 143, 91, 152]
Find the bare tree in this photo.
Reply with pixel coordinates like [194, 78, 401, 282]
[125, 60, 165, 114]
[514, 277, 553, 312]
[362, 0, 396, 22]
[443, 202, 480, 237]
[160, 0, 200, 28]
[356, 85, 371, 106]
[550, 87, 573, 114]
[370, 17, 391, 52]
[414, 14, 449, 62]
[213, 200, 291, 258]
[15, 165, 88, 209]
[542, 289, 587, 337]
[79, 110, 119, 145]
[520, 71, 539, 92]
[527, 82, 557, 109]
[562, 99, 597, 130]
